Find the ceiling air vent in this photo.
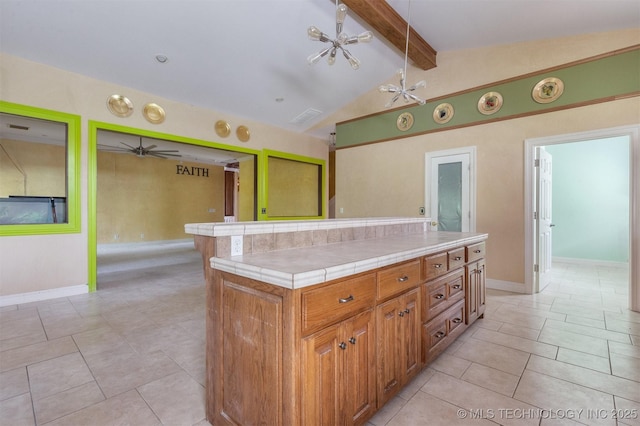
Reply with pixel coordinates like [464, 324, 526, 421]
[289, 108, 322, 125]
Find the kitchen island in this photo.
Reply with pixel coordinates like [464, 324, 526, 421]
[186, 218, 488, 425]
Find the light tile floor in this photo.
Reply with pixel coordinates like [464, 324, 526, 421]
[1, 256, 638, 426]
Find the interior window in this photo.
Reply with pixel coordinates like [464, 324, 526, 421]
[0, 102, 80, 234]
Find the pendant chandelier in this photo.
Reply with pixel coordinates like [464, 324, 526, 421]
[307, 1, 373, 70]
[379, 0, 426, 108]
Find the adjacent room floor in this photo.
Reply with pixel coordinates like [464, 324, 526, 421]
[1, 258, 637, 425]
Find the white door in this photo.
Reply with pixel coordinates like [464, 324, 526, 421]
[426, 150, 473, 232]
[535, 147, 553, 291]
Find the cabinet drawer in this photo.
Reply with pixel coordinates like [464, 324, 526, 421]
[423, 300, 466, 364]
[466, 242, 486, 263]
[448, 247, 465, 270]
[422, 269, 465, 322]
[377, 260, 421, 300]
[302, 273, 375, 335]
[423, 252, 448, 281]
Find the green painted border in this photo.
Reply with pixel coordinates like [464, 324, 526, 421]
[87, 121, 263, 291]
[337, 46, 640, 148]
[261, 149, 326, 221]
[0, 101, 81, 236]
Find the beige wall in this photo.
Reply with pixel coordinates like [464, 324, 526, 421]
[97, 152, 226, 243]
[268, 157, 321, 217]
[0, 53, 328, 298]
[0, 139, 66, 198]
[333, 29, 640, 288]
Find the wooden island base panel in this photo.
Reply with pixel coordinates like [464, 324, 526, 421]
[186, 218, 487, 425]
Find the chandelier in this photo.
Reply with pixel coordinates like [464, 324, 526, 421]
[379, 0, 426, 107]
[307, 1, 373, 70]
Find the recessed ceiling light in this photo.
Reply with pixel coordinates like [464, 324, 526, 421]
[155, 54, 168, 63]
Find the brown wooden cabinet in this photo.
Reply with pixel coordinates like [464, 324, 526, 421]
[465, 258, 486, 324]
[200, 235, 487, 425]
[302, 309, 376, 426]
[376, 288, 420, 407]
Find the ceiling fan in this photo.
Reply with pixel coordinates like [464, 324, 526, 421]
[98, 137, 181, 159]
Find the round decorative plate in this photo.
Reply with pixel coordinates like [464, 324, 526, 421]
[532, 77, 564, 104]
[396, 112, 414, 131]
[433, 103, 454, 124]
[477, 92, 503, 115]
[143, 103, 165, 124]
[215, 120, 230, 138]
[106, 94, 133, 117]
[236, 125, 250, 142]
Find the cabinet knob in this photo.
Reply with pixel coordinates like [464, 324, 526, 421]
[454, 256, 462, 261]
[397, 276, 409, 282]
[339, 342, 347, 350]
[404, 308, 410, 314]
[435, 331, 445, 338]
[398, 311, 405, 317]
[452, 318, 462, 324]
[434, 263, 443, 269]
[338, 295, 354, 303]
[474, 249, 481, 254]
[349, 337, 356, 344]
[452, 284, 461, 290]
[434, 294, 444, 300]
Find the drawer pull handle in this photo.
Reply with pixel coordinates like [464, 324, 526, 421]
[454, 256, 462, 261]
[397, 276, 409, 282]
[398, 311, 405, 317]
[474, 249, 482, 253]
[452, 284, 461, 290]
[404, 308, 410, 314]
[434, 294, 445, 300]
[452, 318, 462, 324]
[349, 337, 356, 344]
[435, 331, 445, 338]
[339, 295, 354, 303]
[434, 263, 443, 269]
[339, 342, 347, 350]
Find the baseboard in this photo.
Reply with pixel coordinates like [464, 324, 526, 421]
[553, 257, 629, 268]
[486, 278, 526, 294]
[0, 284, 88, 308]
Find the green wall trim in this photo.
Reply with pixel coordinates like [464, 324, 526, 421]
[261, 149, 326, 221]
[87, 121, 263, 291]
[0, 101, 82, 236]
[336, 46, 640, 148]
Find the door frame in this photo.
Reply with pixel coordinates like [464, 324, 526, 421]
[424, 146, 477, 232]
[524, 125, 639, 312]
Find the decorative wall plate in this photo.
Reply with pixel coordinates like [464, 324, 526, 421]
[532, 77, 564, 104]
[396, 112, 414, 131]
[477, 92, 503, 115]
[215, 120, 230, 138]
[433, 103, 454, 124]
[236, 125, 250, 142]
[106, 94, 133, 117]
[143, 103, 165, 124]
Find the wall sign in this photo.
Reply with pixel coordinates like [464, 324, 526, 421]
[176, 165, 209, 177]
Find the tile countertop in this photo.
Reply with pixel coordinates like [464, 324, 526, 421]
[210, 231, 488, 289]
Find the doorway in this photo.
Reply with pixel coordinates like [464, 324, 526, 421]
[425, 147, 476, 232]
[525, 125, 639, 311]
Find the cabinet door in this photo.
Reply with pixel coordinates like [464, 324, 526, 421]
[465, 260, 486, 325]
[401, 289, 420, 383]
[301, 324, 341, 426]
[376, 296, 402, 406]
[342, 310, 376, 426]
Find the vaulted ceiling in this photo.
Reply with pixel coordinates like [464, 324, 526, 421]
[1, 0, 638, 140]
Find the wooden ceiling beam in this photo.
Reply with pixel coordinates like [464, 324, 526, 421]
[340, 0, 437, 70]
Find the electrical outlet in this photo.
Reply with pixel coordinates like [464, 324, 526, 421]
[114, 234, 119, 240]
[419, 207, 425, 215]
[208, 208, 216, 213]
[231, 235, 243, 256]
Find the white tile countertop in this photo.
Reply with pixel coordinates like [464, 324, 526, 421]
[210, 231, 487, 289]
